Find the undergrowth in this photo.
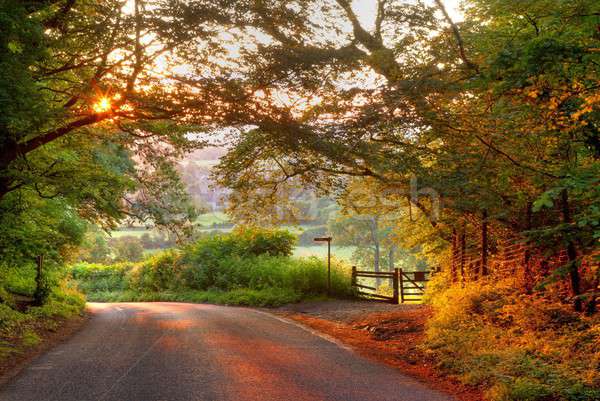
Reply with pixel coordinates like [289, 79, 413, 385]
[0, 282, 85, 360]
[423, 274, 600, 401]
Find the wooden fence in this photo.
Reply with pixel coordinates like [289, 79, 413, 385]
[351, 266, 432, 304]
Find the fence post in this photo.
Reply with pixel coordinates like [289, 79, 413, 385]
[399, 268, 404, 304]
[393, 268, 400, 304]
[351, 266, 357, 289]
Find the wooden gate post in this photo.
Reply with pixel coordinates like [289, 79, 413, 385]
[393, 268, 400, 304]
[399, 268, 405, 303]
[351, 266, 357, 289]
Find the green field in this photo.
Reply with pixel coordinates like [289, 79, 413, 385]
[110, 229, 156, 238]
[195, 212, 230, 226]
[138, 244, 356, 263]
[109, 214, 356, 263]
[293, 245, 355, 262]
[110, 214, 329, 239]
[109, 213, 231, 239]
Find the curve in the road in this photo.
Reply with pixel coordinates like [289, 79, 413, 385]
[0, 303, 456, 401]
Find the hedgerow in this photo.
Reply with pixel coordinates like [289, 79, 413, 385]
[71, 227, 353, 306]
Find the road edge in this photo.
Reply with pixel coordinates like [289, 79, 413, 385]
[0, 312, 90, 387]
[261, 308, 482, 401]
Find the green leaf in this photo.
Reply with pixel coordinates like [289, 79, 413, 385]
[7, 41, 23, 54]
[532, 193, 554, 211]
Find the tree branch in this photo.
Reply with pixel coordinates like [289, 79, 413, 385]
[433, 0, 479, 72]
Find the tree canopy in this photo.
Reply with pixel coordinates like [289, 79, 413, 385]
[0, 0, 598, 310]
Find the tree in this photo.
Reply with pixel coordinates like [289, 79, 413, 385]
[0, 0, 229, 298]
[211, 0, 600, 310]
[0, 0, 242, 230]
[112, 236, 145, 263]
[78, 229, 112, 264]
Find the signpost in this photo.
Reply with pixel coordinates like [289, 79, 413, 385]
[313, 236, 332, 294]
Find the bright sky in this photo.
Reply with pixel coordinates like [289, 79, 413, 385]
[117, 0, 464, 115]
[353, 0, 463, 28]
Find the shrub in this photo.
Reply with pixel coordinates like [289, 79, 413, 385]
[180, 228, 297, 290]
[70, 262, 132, 292]
[230, 227, 296, 257]
[29, 283, 85, 319]
[70, 227, 354, 306]
[0, 286, 15, 308]
[0, 280, 85, 361]
[0, 304, 27, 336]
[2, 264, 37, 296]
[127, 250, 184, 292]
[423, 278, 600, 401]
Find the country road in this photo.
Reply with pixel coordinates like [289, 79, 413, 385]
[0, 303, 455, 401]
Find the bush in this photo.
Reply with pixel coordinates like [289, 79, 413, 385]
[70, 227, 354, 306]
[0, 304, 27, 336]
[180, 227, 296, 289]
[29, 284, 86, 319]
[70, 262, 133, 292]
[0, 280, 85, 361]
[423, 279, 600, 401]
[127, 250, 184, 292]
[1, 264, 37, 296]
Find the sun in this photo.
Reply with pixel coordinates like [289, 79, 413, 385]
[93, 97, 112, 113]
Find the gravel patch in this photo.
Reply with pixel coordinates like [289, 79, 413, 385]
[274, 299, 424, 323]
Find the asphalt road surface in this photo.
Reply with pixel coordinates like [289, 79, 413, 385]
[0, 303, 456, 401]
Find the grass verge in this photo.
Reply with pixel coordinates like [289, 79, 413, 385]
[85, 288, 306, 307]
[0, 284, 86, 363]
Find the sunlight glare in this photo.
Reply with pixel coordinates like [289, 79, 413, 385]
[93, 97, 112, 113]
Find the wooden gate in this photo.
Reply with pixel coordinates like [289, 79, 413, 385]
[351, 266, 432, 304]
[398, 269, 431, 303]
[351, 267, 399, 304]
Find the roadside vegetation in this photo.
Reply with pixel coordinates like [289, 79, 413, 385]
[0, 265, 85, 360]
[71, 228, 354, 307]
[1, 1, 599, 399]
[422, 275, 600, 401]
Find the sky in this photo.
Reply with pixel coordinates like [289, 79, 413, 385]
[353, 0, 463, 28]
